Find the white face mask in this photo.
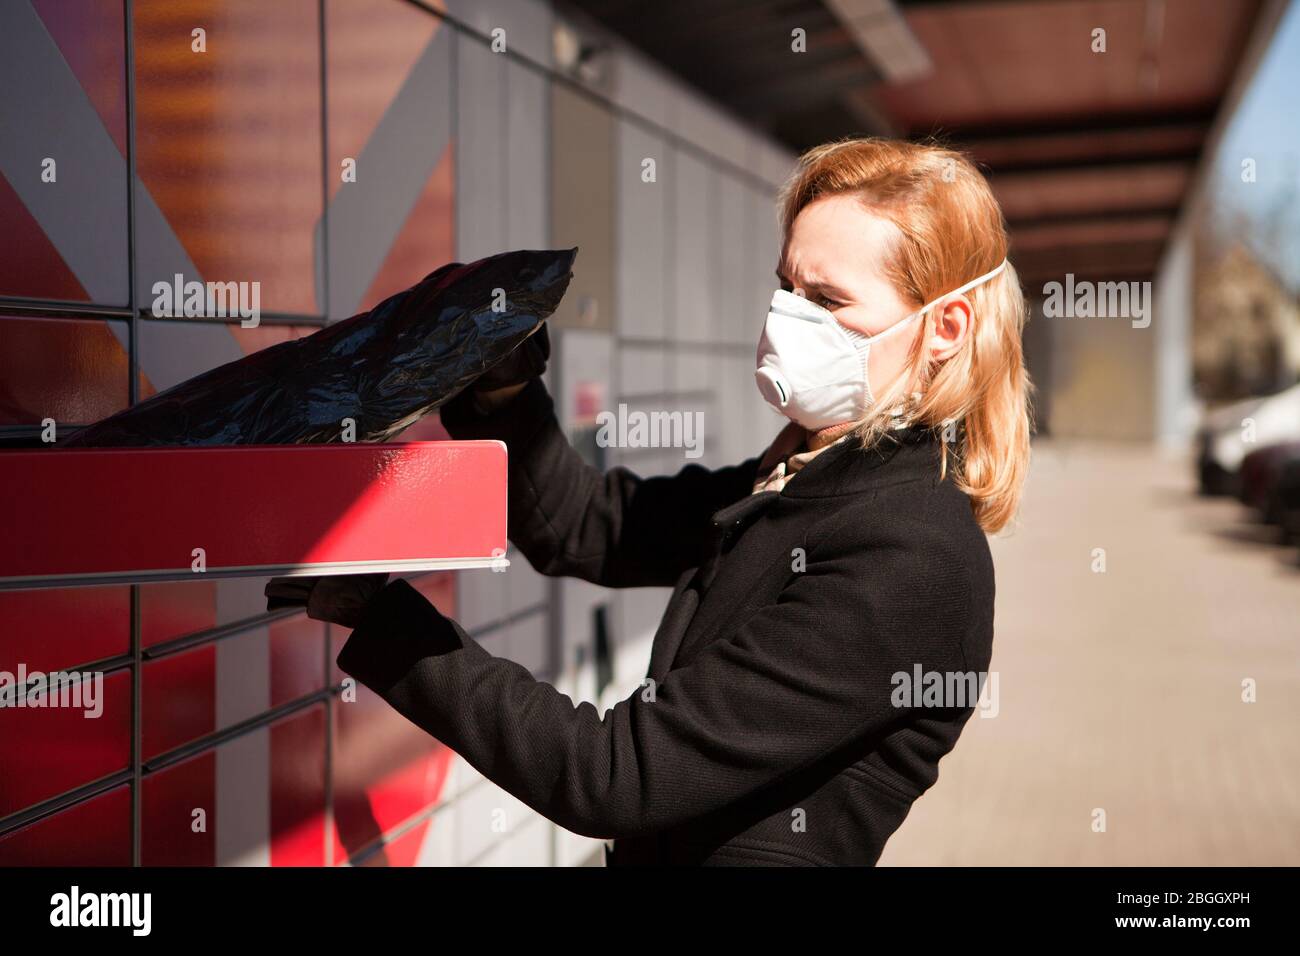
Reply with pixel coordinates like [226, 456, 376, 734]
[754, 259, 1009, 430]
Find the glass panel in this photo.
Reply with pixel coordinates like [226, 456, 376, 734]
[0, 784, 131, 866]
[0, 0, 129, 304]
[141, 704, 326, 866]
[136, 319, 313, 395]
[140, 580, 217, 649]
[141, 644, 215, 761]
[140, 749, 214, 866]
[0, 668, 130, 819]
[0, 317, 129, 428]
[353, 814, 450, 867]
[0, 586, 130, 675]
[133, 0, 324, 316]
[331, 684, 453, 864]
[143, 614, 324, 760]
[325, 0, 453, 319]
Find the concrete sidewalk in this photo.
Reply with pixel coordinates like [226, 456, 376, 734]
[879, 440, 1300, 866]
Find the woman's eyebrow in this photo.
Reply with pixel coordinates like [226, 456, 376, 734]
[776, 267, 852, 300]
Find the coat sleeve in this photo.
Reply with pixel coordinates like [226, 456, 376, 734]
[438, 377, 758, 588]
[335, 513, 974, 840]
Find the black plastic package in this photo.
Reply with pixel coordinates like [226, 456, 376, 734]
[63, 247, 577, 447]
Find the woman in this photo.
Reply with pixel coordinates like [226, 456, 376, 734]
[277, 137, 1032, 866]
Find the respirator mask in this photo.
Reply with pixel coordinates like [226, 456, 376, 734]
[754, 260, 1008, 430]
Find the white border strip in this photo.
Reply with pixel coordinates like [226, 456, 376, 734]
[0, 556, 509, 592]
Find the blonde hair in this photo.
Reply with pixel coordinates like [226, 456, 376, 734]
[778, 136, 1033, 534]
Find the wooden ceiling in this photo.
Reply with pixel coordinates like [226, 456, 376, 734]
[563, 0, 1265, 285]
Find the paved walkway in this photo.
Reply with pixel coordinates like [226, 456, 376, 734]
[879, 440, 1300, 866]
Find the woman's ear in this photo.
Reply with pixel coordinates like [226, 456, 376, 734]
[926, 294, 973, 362]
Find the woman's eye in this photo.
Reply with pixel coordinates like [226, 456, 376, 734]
[779, 282, 839, 309]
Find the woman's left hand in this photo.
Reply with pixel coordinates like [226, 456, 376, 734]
[264, 572, 390, 628]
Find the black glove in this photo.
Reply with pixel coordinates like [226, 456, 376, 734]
[473, 322, 549, 393]
[264, 573, 390, 629]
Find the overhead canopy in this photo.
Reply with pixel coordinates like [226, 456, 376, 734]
[565, 0, 1265, 285]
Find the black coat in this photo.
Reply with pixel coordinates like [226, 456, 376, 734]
[336, 378, 996, 866]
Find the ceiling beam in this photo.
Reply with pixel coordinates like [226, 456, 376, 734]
[922, 106, 1220, 144]
[977, 146, 1202, 176]
[1011, 238, 1168, 283]
[1005, 204, 1183, 230]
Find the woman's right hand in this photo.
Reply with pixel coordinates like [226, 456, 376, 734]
[472, 323, 549, 410]
[473, 381, 528, 413]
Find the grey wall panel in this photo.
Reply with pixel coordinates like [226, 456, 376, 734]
[556, 327, 613, 431]
[615, 344, 673, 477]
[614, 587, 668, 681]
[671, 148, 715, 343]
[746, 182, 782, 346]
[609, 47, 672, 128]
[617, 343, 666, 397]
[505, 60, 548, 249]
[0, 0, 129, 306]
[506, 612, 548, 680]
[718, 354, 759, 467]
[616, 119, 668, 339]
[456, 779, 532, 864]
[456, 33, 507, 261]
[550, 84, 614, 330]
[326, 25, 454, 319]
[446, 0, 553, 68]
[716, 173, 748, 345]
[474, 804, 551, 866]
[457, 564, 510, 633]
[507, 548, 547, 613]
[558, 576, 608, 709]
[672, 349, 718, 468]
[675, 94, 747, 168]
[755, 138, 797, 190]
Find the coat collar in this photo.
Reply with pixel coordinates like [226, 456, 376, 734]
[704, 425, 941, 534]
[776, 424, 942, 499]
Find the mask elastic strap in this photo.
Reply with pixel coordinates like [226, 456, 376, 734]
[862, 258, 1010, 345]
[918, 258, 1009, 314]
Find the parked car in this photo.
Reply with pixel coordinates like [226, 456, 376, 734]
[1238, 441, 1300, 516]
[1198, 384, 1300, 496]
[1269, 458, 1300, 543]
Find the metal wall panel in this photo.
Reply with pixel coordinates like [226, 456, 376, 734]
[133, 0, 324, 315]
[0, 784, 131, 867]
[549, 84, 614, 330]
[0, 317, 130, 428]
[616, 120, 668, 340]
[671, 147, 716, 343]
[0, 586, 130, 675]
[0, 669, 130, 819]
[0, 0, 129, 304]
[140, 704, 327, 867]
